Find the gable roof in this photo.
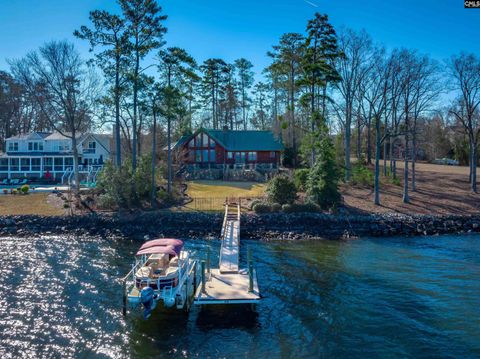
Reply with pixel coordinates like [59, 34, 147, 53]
[201, 129, 284, 151]
[167, 135, 191, 151]
[7, 132, 51, 141]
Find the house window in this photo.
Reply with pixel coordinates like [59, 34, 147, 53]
[235, 152, 246, 163]
[31, 158, 41, 171]
[209, 139, 215, 148]
[54, 158, 63, 171]
[209, 149, 215, 162]
[44, 158, 53, 171]
[201, 133, 209, 147]
[28, 142, 44, 151]
[8, 142, 18, 152]
[21, 158, 30, 171]
[202, 149, 209, 162]
[227, 151, 234, 160]
[248, 152, 257, 161]
[65, 157, 73, 168]
[10, 158, 19, 171]
[0, 159, 8, 171]
[87, 141, 96, 153]
[195, 150, 202, 162]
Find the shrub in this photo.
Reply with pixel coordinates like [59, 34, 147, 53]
[266, 176, 297, 205]
[12, 189, 17, 195]
[271, 203, 282, 212]
[21, 185, 29, 194]
[63, 203, 70, 208]
[351, 162, 373, 187]
[253, 203, 272, 214]
[250, 199, 263, 210]
[2, 189, 7, 195]
[293, 168, 310, 192]
[96, 155, 157, 209]
[391, 177, 401, 186]
[97, 194, 117, 210]
[282, 202, 320, 213]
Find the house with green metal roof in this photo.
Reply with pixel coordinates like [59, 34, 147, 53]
[170, 128, 283, 168]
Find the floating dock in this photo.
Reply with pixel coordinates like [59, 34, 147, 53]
[194, 201, 261, 305]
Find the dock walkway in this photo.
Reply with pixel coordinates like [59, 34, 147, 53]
[194, 200, 260, 305]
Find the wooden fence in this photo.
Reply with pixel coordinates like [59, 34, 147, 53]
[184, 196, 265, 211]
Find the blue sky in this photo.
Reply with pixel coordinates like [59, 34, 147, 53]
[0, 0, 479, 80]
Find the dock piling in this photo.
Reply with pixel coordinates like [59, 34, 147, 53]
[122, 279, 127, 316]
[201, 260, 206, 293]
[207, 246, 211, 274]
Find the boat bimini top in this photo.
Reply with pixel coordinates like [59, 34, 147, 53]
[135, 238, 184, 257]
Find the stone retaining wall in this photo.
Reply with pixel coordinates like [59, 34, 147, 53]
[1, 212, 479, 240]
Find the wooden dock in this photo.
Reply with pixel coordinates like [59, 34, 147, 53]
[194, 201, 261, 305]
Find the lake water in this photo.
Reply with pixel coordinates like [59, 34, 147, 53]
[0, 234, 479, 358]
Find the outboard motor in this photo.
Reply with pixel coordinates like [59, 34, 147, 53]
[140, 287, 158, 319]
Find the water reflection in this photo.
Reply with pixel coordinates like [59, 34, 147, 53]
[0, 234, 479, 358]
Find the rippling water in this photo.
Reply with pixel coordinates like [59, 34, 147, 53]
[0, 234, 479, 358]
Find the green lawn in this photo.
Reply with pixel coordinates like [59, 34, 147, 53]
[184, 180, 266, 211]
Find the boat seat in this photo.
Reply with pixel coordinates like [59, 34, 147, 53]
[169, 257, 179, 267]
[165, 267, 178, 276]
[136, 266, 152, 278]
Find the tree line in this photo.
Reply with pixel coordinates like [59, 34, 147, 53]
[0, 0, 479, 206]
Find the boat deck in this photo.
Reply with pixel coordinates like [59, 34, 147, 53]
[194, 269, 260, 305]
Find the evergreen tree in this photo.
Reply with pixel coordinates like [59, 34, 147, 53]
[234, 58, 254, 130]
[120, 0, 167, 170]
[306, 118, 340, 209]
[74, 10, 130, 167]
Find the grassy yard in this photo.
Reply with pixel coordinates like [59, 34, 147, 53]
[184, 180, 266, 211]
[0, 192, 64, 216]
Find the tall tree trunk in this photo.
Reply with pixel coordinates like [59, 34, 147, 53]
[132, 49, 139, 171]
[345, 102, 351, 182]
[471, 139, 477, 193]
[71, 132, 80, 194]
[374, 116, 381, 205]
[403, 130, 410, 203]
[356, 115, 362, 160]
[366, 118, 372, 164]
[115, 53, 121, 167]
[412, 131, 417, 192]
[167, 115, 172, 193]
[151, 108, 157, 206]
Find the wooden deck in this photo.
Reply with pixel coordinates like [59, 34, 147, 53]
[194, 269, 260, 304]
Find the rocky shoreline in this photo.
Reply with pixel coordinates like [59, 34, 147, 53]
[0, 211, 480, 240]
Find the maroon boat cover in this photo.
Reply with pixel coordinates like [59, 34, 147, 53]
[136, 245, 178, 256]
[136, 238, 183, 256]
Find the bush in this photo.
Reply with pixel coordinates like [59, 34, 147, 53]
[391, 177, 401, 186]
[351, 162, 373, 187]
[63, 203, 70, 208]
[12, 189, 17, 195]
[20, 185, 29, 194]
[96, 155, 157, 209]
[293, 168, 310, 192]
[281, 202, 320, 213]
[253, 203, 272, 214]
[266, 176, 297, 205]
[249, 199, 265, 211]
[271, 203, 282, 212]
[2, 189, 7, 195]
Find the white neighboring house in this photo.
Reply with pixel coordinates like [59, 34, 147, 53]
[0, 131, 112, 181]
